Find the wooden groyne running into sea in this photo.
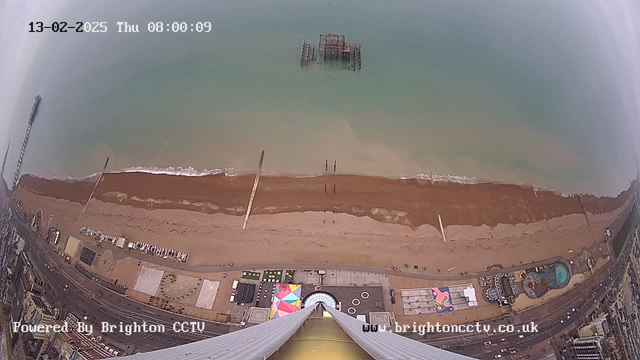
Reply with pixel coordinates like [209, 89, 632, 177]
[243, 150, 265, 229]
[83, 157, 110, 214]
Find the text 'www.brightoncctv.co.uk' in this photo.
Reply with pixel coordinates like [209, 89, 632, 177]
[362, 322, 539, 336]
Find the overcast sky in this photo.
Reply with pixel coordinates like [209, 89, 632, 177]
[0, 0, 69, 147]
[597, 0, 640, 168]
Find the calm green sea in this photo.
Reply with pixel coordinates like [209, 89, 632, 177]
[8, 0, 639, 195]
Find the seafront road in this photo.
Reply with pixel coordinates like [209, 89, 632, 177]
[11, 208, 633, 358]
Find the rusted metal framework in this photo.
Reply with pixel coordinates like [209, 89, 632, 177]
[319, 34, 347, 61]
[349, 42, 362, 71]
[299, 39, 316, 68]
[300, 34, 362, 71]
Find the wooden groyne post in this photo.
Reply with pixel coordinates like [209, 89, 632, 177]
[576, 194, 594, 241]
[243, 150, 265, 230]
[438, 214, 447, 242]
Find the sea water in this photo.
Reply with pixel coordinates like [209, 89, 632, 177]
[6, 0, 640, 196]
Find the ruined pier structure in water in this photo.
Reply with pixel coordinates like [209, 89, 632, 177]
[299, 34, 362, 71]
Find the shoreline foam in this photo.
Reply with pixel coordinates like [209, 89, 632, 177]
[17, 171, 636, 230]
[37, 165, 598, 198]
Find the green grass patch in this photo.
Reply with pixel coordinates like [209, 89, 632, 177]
[263, 269, 283, 283]
[241, 271, 261, 280]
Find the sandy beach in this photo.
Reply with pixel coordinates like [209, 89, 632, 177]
[14, 173, 635, 274]
[19, 173, 634, 229]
